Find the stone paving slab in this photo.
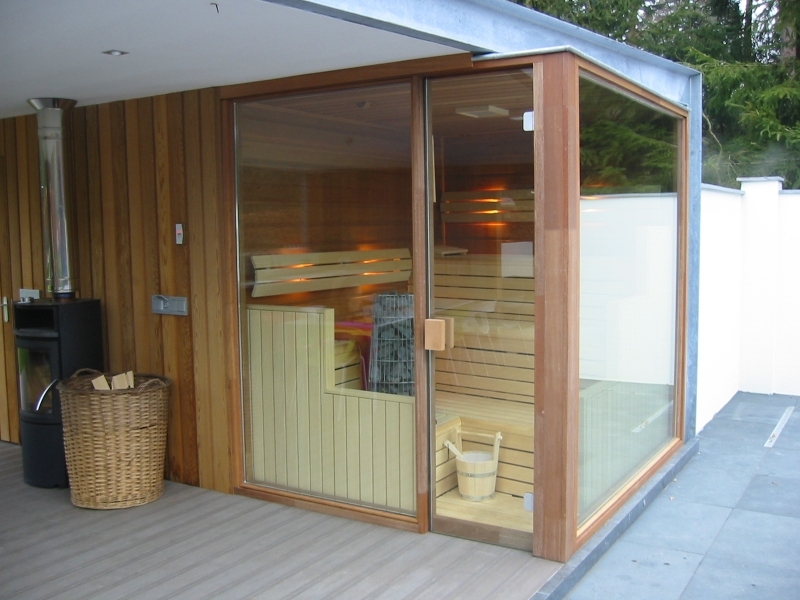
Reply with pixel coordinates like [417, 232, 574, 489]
[565, 391, 800, 600]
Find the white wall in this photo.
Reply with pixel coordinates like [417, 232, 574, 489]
[774, 190, 800, 394]
[697, 185, 743, 431]
[697, 178, 800, 431]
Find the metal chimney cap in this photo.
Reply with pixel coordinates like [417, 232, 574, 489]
[27, 98, 77, 111]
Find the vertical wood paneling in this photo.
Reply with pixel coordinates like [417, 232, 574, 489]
[136, 99, 164, 374]
[167, 93, 199, 486]
[295, 314, 310, 490]
[185, 90, 213, 489]
[126, 99, 149, 370]
[0, 91, 230, 490]
[198, 88, 230, 491]
[71, 108, 93, 299]
[15, 118, 32, 290]
[111, 102, 135, 370]
[85, 107, 107, 308]
[99, 104, 123, 369]
[4, 121, 22, 301]
[285, 315, 299, 489]
[249, 310, 264, 481]
[0, 156, 12, 441]
[2, 125, 21, 444]
[26, 117, 44, 294]
[308, 312, 323, 493]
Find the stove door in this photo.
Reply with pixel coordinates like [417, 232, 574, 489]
[17, 337, 61, 418]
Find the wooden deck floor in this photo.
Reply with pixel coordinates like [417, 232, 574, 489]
[0, 442, 560, 599]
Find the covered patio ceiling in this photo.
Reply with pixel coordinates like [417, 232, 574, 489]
[0, 0, 465, 120]
[0, 0, 698, 121]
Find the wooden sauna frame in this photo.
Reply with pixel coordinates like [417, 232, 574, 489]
[223, 51, 690, 562]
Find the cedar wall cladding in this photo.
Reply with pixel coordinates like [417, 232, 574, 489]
[0, 89, 234, 493]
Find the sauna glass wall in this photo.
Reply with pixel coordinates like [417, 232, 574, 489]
[427, 69, 536, 549]
[235, 83, 417, 515]
[578, 75, 681, 524]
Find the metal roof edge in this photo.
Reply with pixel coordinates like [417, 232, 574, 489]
[267, 0, 698, 79]
[262, 0, 489, 52]
[475, 46, 692, 109]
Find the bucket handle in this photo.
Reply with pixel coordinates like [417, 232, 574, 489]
[443, 440, 464, 460]
[446, 432, 503, 463]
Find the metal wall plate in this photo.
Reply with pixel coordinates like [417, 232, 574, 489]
[151, 295, 188, 316]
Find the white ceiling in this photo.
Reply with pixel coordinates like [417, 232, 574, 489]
[0, 0, 462, 119]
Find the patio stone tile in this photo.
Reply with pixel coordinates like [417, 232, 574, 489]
[565, 540, 702, 600]
[697, 418, 776, 446]
[704, 509, 800, 572]
[620, 497, 730, 555]
[737, 474, 800, 519]
[773, 411, 800, 451]
[720, 392, 799, 411]
[661, 460, 753, 508]
[715, 400, 793, 425]
[680, 554, 800, 600]
[756, 447, 800, 477]
[688, 438, 766, 473]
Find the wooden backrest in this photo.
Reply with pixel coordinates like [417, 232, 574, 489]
[250, 248, 411, 298]
[433, 254, 535, 405]
[440, 189, 534, 223]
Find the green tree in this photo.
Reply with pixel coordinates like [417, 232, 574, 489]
[514, 0, 800, 188]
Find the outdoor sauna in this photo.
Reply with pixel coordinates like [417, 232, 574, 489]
[233, 52, 689, 557]
[0, 0, 701, 570]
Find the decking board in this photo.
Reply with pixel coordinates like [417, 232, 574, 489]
[0, 441, 560, 600]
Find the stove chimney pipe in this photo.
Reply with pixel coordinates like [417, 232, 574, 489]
[27, 98, 77, 300]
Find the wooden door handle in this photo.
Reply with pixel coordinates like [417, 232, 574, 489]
[424, 317, 454, 351]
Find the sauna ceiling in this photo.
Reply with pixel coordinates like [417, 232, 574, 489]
[237, 70, 534, 171]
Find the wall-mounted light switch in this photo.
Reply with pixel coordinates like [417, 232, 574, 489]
[175, 223, 184, 245]
[152, 294, 188, 316]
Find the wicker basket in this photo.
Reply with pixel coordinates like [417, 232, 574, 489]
[58, 369, 170, 509]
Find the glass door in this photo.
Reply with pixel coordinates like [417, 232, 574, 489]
[427, 69, 537, 549]
[235, 83, 419, 517]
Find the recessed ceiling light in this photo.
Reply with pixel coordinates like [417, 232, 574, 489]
[455, 105, 509, 119]
[102, 50, 129, 57]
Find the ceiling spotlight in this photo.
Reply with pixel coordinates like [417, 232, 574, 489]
[102, 50, 129, 57]
[455, 105, 509, 119]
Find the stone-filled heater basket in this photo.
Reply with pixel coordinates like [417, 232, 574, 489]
[58, 369, 170, 509]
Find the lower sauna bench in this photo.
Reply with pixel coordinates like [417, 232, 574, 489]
[434, 413, 534, 532]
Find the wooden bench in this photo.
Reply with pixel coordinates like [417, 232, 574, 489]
[432, 254, 535, 498]
[250, 248, 411, 298]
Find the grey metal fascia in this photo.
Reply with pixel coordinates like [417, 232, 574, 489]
[264, 0, 697, 104]
[262, 0, 489, 52]
[478, 46, 691, 110]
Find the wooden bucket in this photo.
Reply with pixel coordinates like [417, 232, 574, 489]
[446, 431, 502, 502]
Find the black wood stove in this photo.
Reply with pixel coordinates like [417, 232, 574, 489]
[15, 299, 103, 487]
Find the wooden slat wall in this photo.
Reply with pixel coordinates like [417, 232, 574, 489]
[0, 116, 46, 445]
[0, 91, 232, 492]
[246, 304, 416, 513]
